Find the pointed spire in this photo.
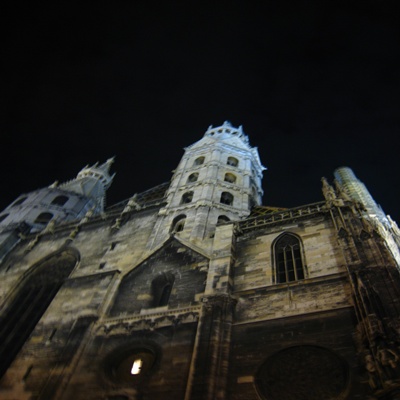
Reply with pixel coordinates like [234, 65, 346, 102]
[76, 157, 116, 190]
[97, 157, 115, 174]
[59, 157, 116, 212]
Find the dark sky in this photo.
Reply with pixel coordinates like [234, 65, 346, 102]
[2, 2, 400, 222]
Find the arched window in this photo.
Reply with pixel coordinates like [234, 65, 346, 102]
[51, 195, 69, 206]
[274, 233, 305, 283]
[217, 215, 230, 224]
[106, 347, 157, 385]
[34, 212, 53, 225]
[224, 173, 237, 183]
[227, 157, 238, 167]
[0, 214, 9, 223]
[0, 250, 78, 379]
[171, 215, 186, 233]
[220, 192, 234, 206]
[152, 272, 175, 307]
[181, 191, 193, 204]
[12, 196, 28, 206]
[187, 173, 199, 183]
[193, 156, 205, 166]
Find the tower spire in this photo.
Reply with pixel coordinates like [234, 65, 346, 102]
[60, 157, 116, 211]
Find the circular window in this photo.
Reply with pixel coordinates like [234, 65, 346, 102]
[108, 348, 157, 384]
[255, 345, 349, 400]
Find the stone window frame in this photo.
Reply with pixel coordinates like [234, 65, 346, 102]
[34, 212, 54, 225]
[227, 156, 239, 167]
[224, 172, 237, 184]
[272, 233, 307, 284]
[50, 195, 69, 206]
[0, 249, 79, 379]
[171, 214, 186, 233]
[193, 156, 205, 166]
[181, 191, 194, 204]
[220, 191, 234, 206]
[187, 173, 199, 184]
[105, 344, 159, 386]
[151, 272, 175, 307]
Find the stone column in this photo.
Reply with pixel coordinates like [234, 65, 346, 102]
[187, 294, 236, 400]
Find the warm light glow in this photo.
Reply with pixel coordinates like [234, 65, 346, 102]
[130, 359, 143, 375]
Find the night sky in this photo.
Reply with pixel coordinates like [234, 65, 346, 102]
[2, 2, 400, 222]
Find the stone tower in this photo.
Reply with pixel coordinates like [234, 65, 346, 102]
[334, 166, 400, 269]
[334, 166, 388, 224]
[0, 158, 115, 261]
[149, 121, 265, 248]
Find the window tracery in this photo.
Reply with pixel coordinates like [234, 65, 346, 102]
[274, 233, 305, 283]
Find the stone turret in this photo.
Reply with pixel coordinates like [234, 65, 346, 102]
[334, 166, 388, 225]
[149, 122, 266, 248]
[59, 157, 116, 212]
[0, 158, 115, 235]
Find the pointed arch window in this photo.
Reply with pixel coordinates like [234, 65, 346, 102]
[220, 192, 234, 206]
[193, 156, 205, 166]
[171, 214, 186, 233]
[181, 191, 194, 204]
[187, 173, 199, 183]
[51, 195, 69, 206]
[274, 233, 305, 283]
[0, 250, 78, 379]
[34, 212, 53, 225]
[227, 157, 239, 167]
[152, 272, 175, 307]
[224, 173, 237, 184]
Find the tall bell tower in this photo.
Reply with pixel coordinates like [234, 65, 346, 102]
[149, 121, 266, 248]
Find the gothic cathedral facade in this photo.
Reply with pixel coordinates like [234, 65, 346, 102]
[1, 122, 400, 399]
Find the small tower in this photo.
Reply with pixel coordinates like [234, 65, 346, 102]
[334, 167, 388, 225]
[150, 122, 266, 247]
[0, 158, 115, 234]
[334, 166, 400, 269]
[59, 157, 116, 213]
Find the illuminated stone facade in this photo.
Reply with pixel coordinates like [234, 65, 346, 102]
[1, 122, 400, 400]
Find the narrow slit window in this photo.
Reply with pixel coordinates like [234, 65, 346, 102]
[152, 273, 175, 307]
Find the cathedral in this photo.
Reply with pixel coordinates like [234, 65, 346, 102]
[1, 121, 400, 400]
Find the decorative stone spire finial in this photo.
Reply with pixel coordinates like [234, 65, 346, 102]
[60, 157, 116, 212]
